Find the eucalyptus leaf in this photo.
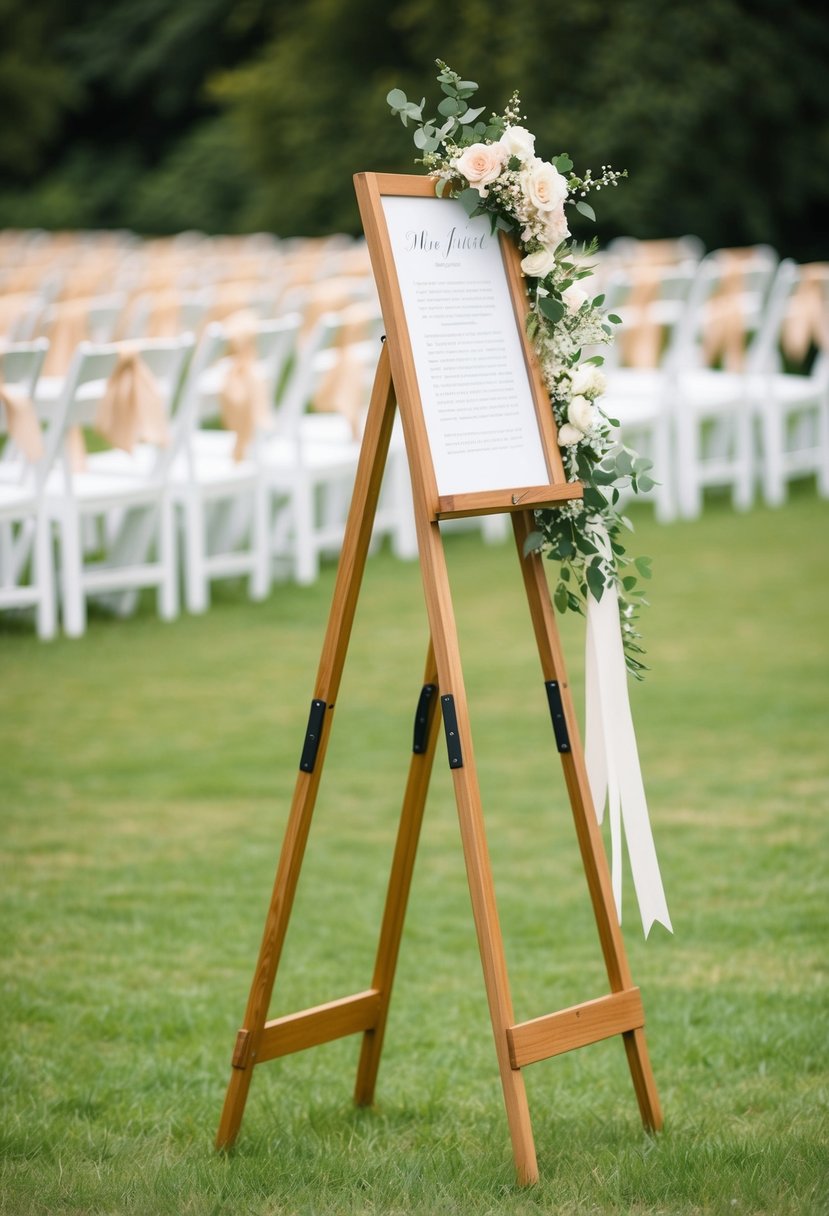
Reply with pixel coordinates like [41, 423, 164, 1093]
[553, 154, 573, 173]
[575, 200, 596, 222]
[386, 88, 407, 109]
[615, 449, 634, 475]
[586, 562, 606, 600]
[460, 105, 485, 124]
[522, 530, 545, 556]
[538, 296, 565, 323]
[458, 186, 482, 216]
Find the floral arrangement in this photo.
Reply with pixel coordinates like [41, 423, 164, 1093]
[387, 62, 654, 676]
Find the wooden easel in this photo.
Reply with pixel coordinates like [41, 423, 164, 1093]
[216, 174, 662, 1185]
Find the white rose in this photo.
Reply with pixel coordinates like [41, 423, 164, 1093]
[558, 422, 584, 446]
[541, 204, 570, 250]
[520, 246, 557, 278]
[521, 158, 568, 212]
[562, 283, 588, 313]
[568, 394, 597, 433]
[499, 125, 536, 162]
[453, 142, 507, 197]
[570, 364, 607, 398]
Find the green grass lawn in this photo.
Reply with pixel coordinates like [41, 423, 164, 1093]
[2, 490, 828, 1215]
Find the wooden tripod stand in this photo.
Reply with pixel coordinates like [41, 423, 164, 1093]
[215, 341, 663, 1185]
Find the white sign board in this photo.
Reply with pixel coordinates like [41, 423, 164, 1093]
[381, 195, 550, 497]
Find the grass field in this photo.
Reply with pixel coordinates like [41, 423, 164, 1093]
[2, 489, 828, 1215]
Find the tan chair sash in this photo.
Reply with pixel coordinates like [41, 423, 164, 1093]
[0, 293, 36, 339]
[218, 312, 268, 462]
[701, 250, 758, 372]
[0, 367, 43, 462]
[781, 263, 829, 362]
[312, 304, 376, 436]
[42, 299, 91, 376]
[94, 347, 170, 453]
[210, 281, 266, 324]
[124, 289, 186, 339]
[617, 266, 664, 369]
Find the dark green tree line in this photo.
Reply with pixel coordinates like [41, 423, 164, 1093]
[1, 0, 827, 258]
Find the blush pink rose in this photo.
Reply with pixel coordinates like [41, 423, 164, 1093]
[521, 159, 568, 212]
[454, 142, 507, 197]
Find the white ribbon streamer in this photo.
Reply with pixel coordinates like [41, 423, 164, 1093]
[584, 583, 672, 938]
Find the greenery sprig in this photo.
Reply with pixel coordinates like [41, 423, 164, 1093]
[387, 61, 651, 677]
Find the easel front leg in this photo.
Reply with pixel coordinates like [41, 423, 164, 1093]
[510, 509, 663, 1133]
[216, 344, 397, 1150]
[354, 640, 440, 1106]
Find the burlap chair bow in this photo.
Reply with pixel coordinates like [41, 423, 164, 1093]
[701, 250, 758, 372]
[94, 345, 170, 452]
[312, 302, 377, 437]
[219, 311, 268, 462]
[781, 263, 829, 363]
[617, 265, 664, 369]
[0, 368, 43, 462]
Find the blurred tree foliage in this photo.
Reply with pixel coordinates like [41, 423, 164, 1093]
[1, 0, 827, 258]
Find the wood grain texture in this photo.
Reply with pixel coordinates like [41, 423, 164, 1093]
[507, 989, 644, 1069]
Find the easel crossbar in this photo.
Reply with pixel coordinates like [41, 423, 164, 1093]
[253, 990, 382, 1064]
[507, 988, 645, 1069]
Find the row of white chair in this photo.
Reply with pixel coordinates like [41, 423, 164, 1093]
[0, 309, 416, 639]
[600, 252, 829, 519]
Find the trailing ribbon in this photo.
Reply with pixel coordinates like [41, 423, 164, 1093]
[219, 311, 268, 461]
[584, 579, 672, 938]
[0, 370, 43, 462]
[95, 346, 170, 452]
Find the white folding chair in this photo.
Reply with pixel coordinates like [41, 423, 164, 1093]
[0, 339, 55, 637]
[752, 263, 829, 505]
[44, 336, 192, 636]
[600, 259, 700, 521]
[170, 313, 300, 613]
[259, 305, 417, 584]
[671, 247, 779, 517]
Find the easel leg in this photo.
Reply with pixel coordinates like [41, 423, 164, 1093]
[417, 517, 539, 1185]
[216, 344, 398, 1150]
[510, 510, 663, 1132]
[354, 639, 440, 1106]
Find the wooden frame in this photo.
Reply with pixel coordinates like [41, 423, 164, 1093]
[215, 174, 663, 1185]
[354, 173, 582, 521]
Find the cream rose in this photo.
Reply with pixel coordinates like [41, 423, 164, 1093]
[520, 246, 557, 278]
[499, 125, 535, 162]
[521, 158, 568, 212]
[562, 282, 588, 313]
[541, 204, 570, 250]
[558, 422, 584, 446]
[568, 394, 598, 433]
[453, 142, 507, 197]
[570, 364, 607, 398]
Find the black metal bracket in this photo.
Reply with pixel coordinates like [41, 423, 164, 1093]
[299, 699, 327, 773]
[440, 694, 463, 769]
[544, 681, 571, 753]
[412, 683, 437, 754]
